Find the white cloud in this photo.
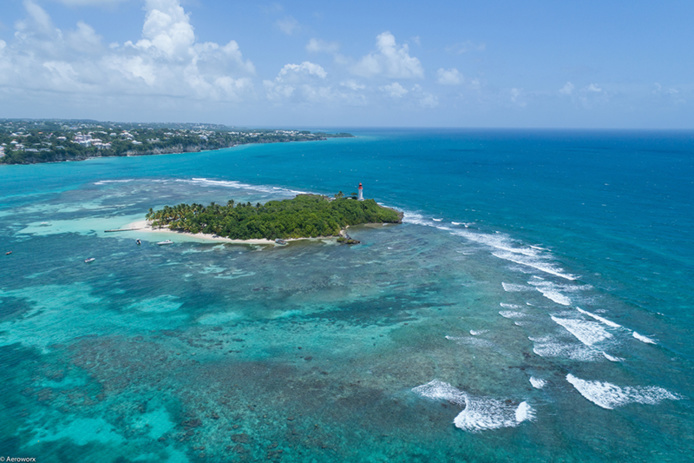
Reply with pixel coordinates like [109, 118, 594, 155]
[559, 83, 611, 109]
[278, 62, 327, 80]
[419, 93, 439, 108]
[468, 78, 482, 91]
[340, 80, 365, 91]
[508, 88, 527, 107]
[57, 0, 128, 5]
[381, 82, 408, 98]
[306, 38, 339, 54]
[129, 0, 195, 60]
[0, 0, 255, 104]
[264, 61, 327, 101]
[353, 31, 424, 79]
[437, 68, 463, 85]
[66, 21, 102, 54]
[276, 16, 300, 35]
[21, 0, 55, 35]
[263, 61, 371, 107]
[559, 81, 574, 95]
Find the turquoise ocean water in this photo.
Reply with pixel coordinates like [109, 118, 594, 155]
[0, 129, 692, 462]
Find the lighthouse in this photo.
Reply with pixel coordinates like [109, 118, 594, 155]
[357, 182, 364, 201]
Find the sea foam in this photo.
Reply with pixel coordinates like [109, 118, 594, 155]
[602, 352, 624, 362]
[454, 397, 535, 432]
[576, 307, 622, 328]
[632, 331, 657, 344]
[502, 282, 532, 292]
[499, 310, 525, 319]
[412, 379, 466, 405]
[492, 251, 578, 281]
[530, 377, 547, 389]
[551, 316, 613, 346]
[529, 280, 572, 306]
[566, 374, 681, 410]
[530, 336, 602, 361]
[186, 178, 308, 196]
[413, 380, 535, 432]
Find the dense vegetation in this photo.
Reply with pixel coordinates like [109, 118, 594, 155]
[0, 119, 352, 164]
[146, 194, 402, 240]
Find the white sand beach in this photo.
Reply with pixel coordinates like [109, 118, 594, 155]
[124, 220, 277, 245]
[123, 219, 339, 246]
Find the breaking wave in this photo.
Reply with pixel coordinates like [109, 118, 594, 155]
[566, 374, 681, 410]
[530, 335, 603, 361]
[530, 377, 547, 389]
[413, 380, 535, 432]
[402, 212, 578, 281]
[551, 316, 613, 346]
[633, 332, 657, 345]
[576, 307, 622, 328]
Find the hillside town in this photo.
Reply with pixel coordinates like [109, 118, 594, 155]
[0, 119, 352, 164]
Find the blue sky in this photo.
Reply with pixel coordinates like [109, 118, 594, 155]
[0, 0, 692, 128]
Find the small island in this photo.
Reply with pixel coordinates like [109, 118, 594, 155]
[145, 192, 402, 243]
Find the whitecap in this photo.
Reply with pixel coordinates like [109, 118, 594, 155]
[412, 380, 535, 432]
[454, 397, 535, 432]
[515, 401, 535, 423]
[469, 330, 488, 336]
[502, 282, 532, 293]
[185, 178, 308, 196]
[566, 374, 681, 410]
[529, 281, 572, 306]
[500, 302, 522, 309]
[530, 336, 602, 361]
[602, 352, 624, 362]
[402, 211, 433, 227]
[406, 211, 578, 280]
[451, 229, 540, 257]
[412, 380, 466, 405]
[499, 311, 525, 319]
[94, 179, 135, 185]
[492, 251, 578, 281]
[633, 331, 657, 345]
[576, 307, 622, 328]
[529, 377, 546, 389]
[551, 316, 613, 346]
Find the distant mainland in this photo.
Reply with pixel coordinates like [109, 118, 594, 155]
[0, 119, 352, 164]
[141, 192, 403, 244]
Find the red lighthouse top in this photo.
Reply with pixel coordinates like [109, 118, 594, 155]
[358, 183, 363, 189]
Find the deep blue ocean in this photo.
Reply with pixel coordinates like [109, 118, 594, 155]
[1, 129, 692, 462]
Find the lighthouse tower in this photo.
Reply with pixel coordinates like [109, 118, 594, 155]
[357, 182, 364, 201]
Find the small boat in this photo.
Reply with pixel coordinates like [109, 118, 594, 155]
[5, 251, 12, 255]
[274, 239, 288, 246]
[84, 258, 95, 263]
[157, 240, 173, 246]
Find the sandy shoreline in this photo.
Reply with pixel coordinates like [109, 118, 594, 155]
[124, 220, 339, 246]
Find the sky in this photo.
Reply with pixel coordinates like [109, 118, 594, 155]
[0, 0, 693, 129]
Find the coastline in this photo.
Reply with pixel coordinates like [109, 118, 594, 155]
[124, 219, 341, 246]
